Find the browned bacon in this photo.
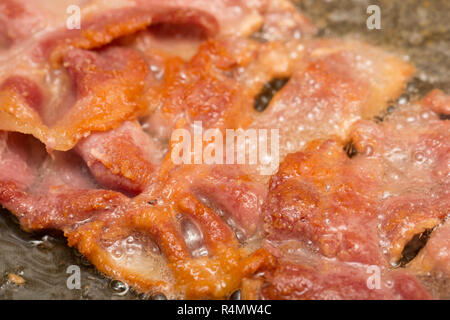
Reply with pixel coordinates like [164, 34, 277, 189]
[191, 165, 267, 239]
[250, 0, 317, 41]
[250, 91, 449, 299]
[258, 258, 431, 300]
[75, 121, 158, 196]
[0, 76, 44, 114]
[409, 220, 450, 276]
[264, 140, 384, 265]
[137, 0, 316, 39]
[422, 89, 450, 115]
[0, 1, 308, 152]
[0, 47, 149, 151]
[0, 0, 447, 301]
[349, 91, 449, 263]
[36, 5, 219, 64]
[251, 39, 415, 170]
[142, 37, 293, 146]
[0, 129, 274, 298]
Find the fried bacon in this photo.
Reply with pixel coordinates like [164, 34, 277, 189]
[37, 5, 219, 65]
[142, 37, 294, 146]
[0, 130, 274, 298]
[0, 47, 149, 151]
[0, 0, 313, 151]
[408, 220, 450, 276]
[251, 39, 415, 169]
[0, 0, 448, 300]
[349, 92, 449, 264]
[258, 258, 431, 300]
[75, 121, 158, 196]
[251, 0, 317, 41]
[246, 91, 449, 299]
[263, 140, 385, 265]
[138, 0, 317, 39]
[0, 0, 46, 47]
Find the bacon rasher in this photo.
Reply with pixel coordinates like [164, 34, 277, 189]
[0, 0, 448, 300]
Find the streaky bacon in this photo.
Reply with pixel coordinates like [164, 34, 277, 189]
[142, 37, 293, 146]
[0, 129, 274, 298]
[250, 0, 317, 41]
[407, 220, 449, 299]
[263, 140, 385, 265]
[0, 46, 149, 151]
[408, 220, 450, 279]
[36, 5, 219, 64]
[137, 0, 317, 39]
[0, 1, 314, 153]
[0, 0, 447, 300]
[349, 91, 449, 263]
[0, 75, 44, 114]
[250, 39, 415, 172]
[0, 35, 294, 298]
[191, 165, 267, 239]
[75, 121, 159, 196]
[422, 89, 450, 115]
[247, 91, 448, 299]
[0, 132, 38, 189]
